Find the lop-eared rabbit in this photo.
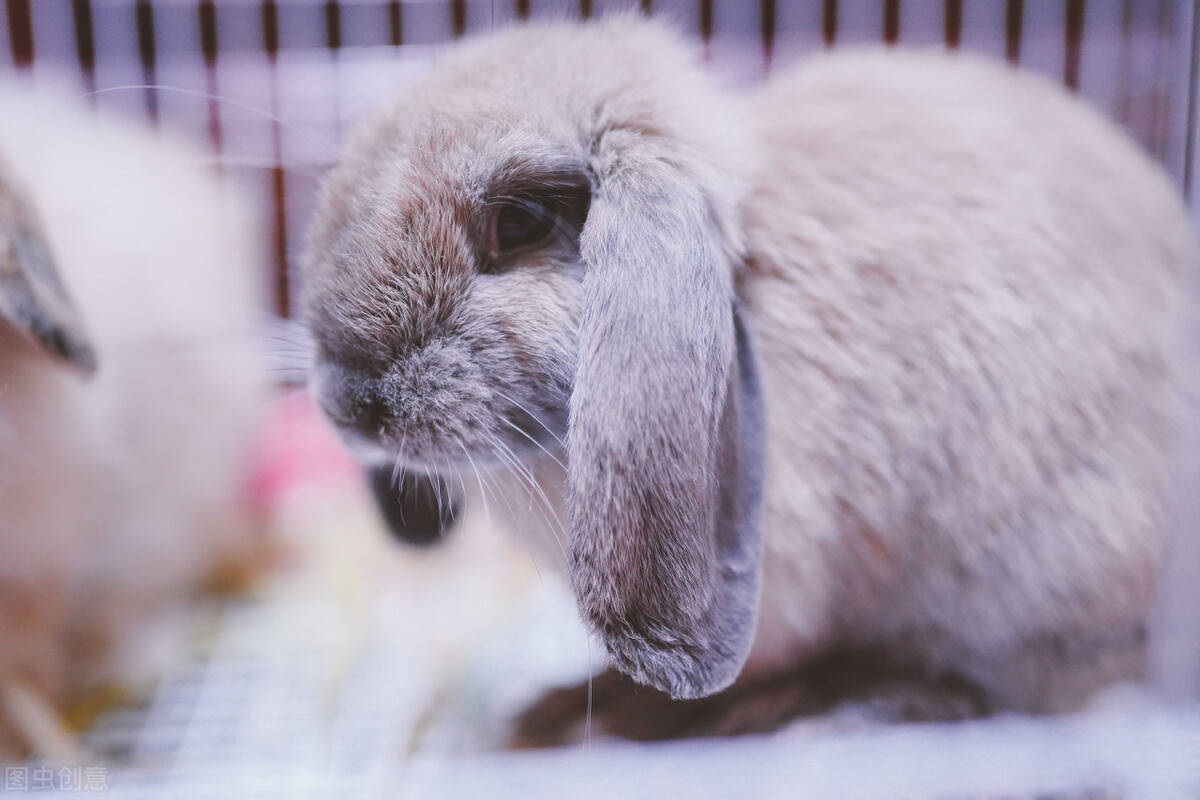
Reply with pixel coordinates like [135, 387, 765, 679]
[0, 85, 269, 757]
[302, 17, 1196, 740]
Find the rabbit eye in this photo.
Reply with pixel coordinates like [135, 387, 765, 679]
[482, 169, 591, 270]
[494, 202, 555, 253]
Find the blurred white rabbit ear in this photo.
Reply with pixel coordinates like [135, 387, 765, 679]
[0, 171, 97, 374]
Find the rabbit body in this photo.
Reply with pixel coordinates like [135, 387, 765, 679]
[738, 50, 1190, 712]
[304, 18, 1194, 720]
[0, 84, 268, 754]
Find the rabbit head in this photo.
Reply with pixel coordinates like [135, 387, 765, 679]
[303, 18, 766, 698]
[0, 158, 95, 373]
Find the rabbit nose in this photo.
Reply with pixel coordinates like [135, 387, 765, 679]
[347, 393, 389, 438]
[314, 359, 391, 439]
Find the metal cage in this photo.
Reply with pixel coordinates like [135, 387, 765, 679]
[3, 0, 1196, 316]
[2, 3, 1199, 797]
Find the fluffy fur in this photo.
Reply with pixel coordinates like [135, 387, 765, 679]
[0, 83, 269, 756]
[302, 16, 1195, 724]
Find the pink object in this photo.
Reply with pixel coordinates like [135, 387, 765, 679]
[248, 390, 363, 509]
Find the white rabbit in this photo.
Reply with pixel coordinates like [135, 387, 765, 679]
[0, 83, 270, 757]
[300, 17, 1196, 738]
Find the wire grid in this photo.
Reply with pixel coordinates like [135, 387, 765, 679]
[62, 486, 597, 798]
[77, 597, 436, 796]
[53, 592, 1200, 800]
[1, 0, 1195, 316]
[42, 493, 1200, 798]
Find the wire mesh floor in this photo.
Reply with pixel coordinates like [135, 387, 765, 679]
[11, 464, 1190, 800]
[53, 466, 593, 797]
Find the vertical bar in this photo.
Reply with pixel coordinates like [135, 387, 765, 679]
[1064, 0, 1085, 91]
[1005, 0, 1023, 63]
[71, 0, 95, 92]
[640, 0, 653, 14]
[135, 0, 158, 122]
[823, 0, 838, 47]
[388, 0, 403, 45]
[198, 2, 217, 62]
[1160, 0, 1190, 181]
[1184, 0, 1199, 199]
[6, 0, 33, 68]
[324, 1, 341, 50]
[451, 0, 466, 36]
[944, 0, 962, 49]
[262, 0, 289, 318]
[884, 0, 900, 44]
[699, 0, 713, 43]
[515, 0, 531, 19]
[579, 0, 593, 18]
[262, 0, 278, 56]
[1152, 0, 1172, 159]
[325, 0, 343, 145]
[1116, 0, 1133, 125]
[270, 163, 289, 318]
[198, 0, 222, 156]
[761, 0, 776, 68]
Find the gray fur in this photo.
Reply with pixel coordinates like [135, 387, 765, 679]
[567, 135, 767, 697]
[0, 162, 95, 372]
[302, 16, 1197, 717]
[302, 21, 765, 698]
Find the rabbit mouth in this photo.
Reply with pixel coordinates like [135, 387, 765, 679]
[329, 407, 560, 475]
[316, 394, 562, 472]
[311, 354, 567, 475]
[395, 407, 566, 474]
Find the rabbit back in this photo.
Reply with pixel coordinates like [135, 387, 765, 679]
[742, 49, 1194, 711]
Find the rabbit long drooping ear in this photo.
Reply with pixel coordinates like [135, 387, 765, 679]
[568, 134, 767, 699]
[0, 165, 95, 372]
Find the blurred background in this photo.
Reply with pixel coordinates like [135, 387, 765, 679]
[1, 2, 1198, 798]
[2, 0, 1197, 316]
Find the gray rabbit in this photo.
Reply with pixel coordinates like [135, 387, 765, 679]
[302, 17, 1196, 738]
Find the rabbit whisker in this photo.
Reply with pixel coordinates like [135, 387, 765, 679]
[484, 441, 546, 582]
[188, 155, 326, 179]
[430, 458, 446, 522]
[83, 85, 337, 160]
[449, 456, 471, 525]
[486, 436, 565, 560]
[478, 443, 525, 528]
[391, 425, 410, 489]
[500, 416, 567, 471]
[493, 390, 565, 448]
[483, 433, 592, 747]
[456, 436, 492, 526]
[486, 432, 569, 565]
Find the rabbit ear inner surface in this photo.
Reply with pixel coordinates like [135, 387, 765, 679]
[566, 135, 766, 699]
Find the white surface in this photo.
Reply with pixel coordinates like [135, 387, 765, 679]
[48, 481, 1200, 799]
